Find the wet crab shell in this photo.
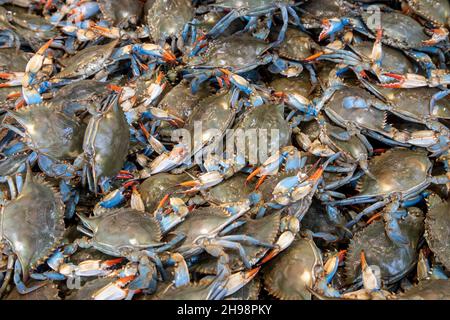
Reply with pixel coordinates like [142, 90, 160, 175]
[396, 279, 450, 300]
[152, 281, 210, 300]
[270, 76, 313, 98]
[98, 0, 143, 26]
[205, 173, 256, 205]
[276, 28, 320, 61]
[361, 11, 429, 50]
[193, 213, 281, 273]
[226, 278, 261, 300]
[158, 80, 210, 123]
[173, 207, 233, 250]
[350, 41, 416, 75]
[300, 0, 353, 29]
[184, 90, 235, 155]
[0, 172, 65, 279]
[138, 172, 191, 213]
[263, 237, 323, 300]
[83, 94, 130, 186]
[345, 207, 424, 285]
[425, 194, 450, 270]
[54, 40, 118, 80]
[378, 87, 450, 123]
[6, 281, 60, 300]
[405, 0, 450, 28]
[77, 208, 163, 257]
[8, 103, 85, 160]
[187, 34, 269, 72]
[324, 86, 388, 134]
[231, 104, 291, 165]
[394, 279, 450, 300]
[146, 0, 194, 44]
[50, 80, 112, 115]
[355, 148, 431, 198]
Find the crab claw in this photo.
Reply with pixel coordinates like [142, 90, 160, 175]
[323, 250, 346, 283]
[93, 275, 136, 300]
[59, 258, 124, 277]
[319, 18, 349, 41]
[133, 44, 177, 63]
[178, 171, 224, 192]
[222, 267, 260, 297]
[25, 38, 53, 76]
[423, 28, 449, 46]
[360, 250, 381, 291]
[381, 72, 428, 88]
[259, 231, 295, 265]
[304, 52, 325, 62]
[89, 24, 122, 39]
[149, 144, 190, 175]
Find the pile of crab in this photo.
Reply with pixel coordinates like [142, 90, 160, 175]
[0, 0, 449, 300]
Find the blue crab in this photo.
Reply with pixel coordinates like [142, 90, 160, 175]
[329, 148, 449, 245]
[205, 0, 302, 46]
[0, 166, 65, 297]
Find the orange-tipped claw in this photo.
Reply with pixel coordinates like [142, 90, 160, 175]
[304, 52, 324, 62]
[272, 91, 287, 98]
[245, 167, 261, 185]
[104, 258, 124, 267]
[309, 165, 325, 182]
[122, 180, 137, 189]
[117, 275, 135, 285]
[337, 250, 347, 263]
[162, 50, 177, 63]
[360, 250, 367, 269]
[0, 83, 12, 88]
[0, 73, 14, 80]
[259, 248, 280, 265]
[367, 212, 382, 225]
[156, 72, 165, 84]
[245, 266, 261, 279]
[107, 84, 122, 93]
[156, 193, 171, 211]
[139, 122, 150, 140]
[255, 175, 267, 190]
[6, 92, 21, 100]
[37, 38, 54, 55]
[178, 180, 199, 188]
[14, 98, 25, 110]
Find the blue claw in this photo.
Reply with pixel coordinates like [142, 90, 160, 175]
[319, 18, 351, 41]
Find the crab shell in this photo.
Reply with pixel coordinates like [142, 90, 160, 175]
[173, 207, 233, 250]
[324, 86, 388, 134]
[350, 41, 416, 75]
[0, 171, 65, 279]
[345, 207, 424, 285]
[300, 0, 352, 29]
[54, 40, 118, 80]
[263, 237, 323, 300]
[50, 80, 112, 115]
[205, 173, 256, 205]
[83, 94, 130, 187]
[77, 208, 163, 257]
[425, 194, 450, 270]
[405, 0, 450, 28]
[8, 103, 85, 160]
[361, 11, 429, 50]
[355, 148, 431, 198]
[187, 34, 269, 72]
[193, 213, 281, 273]
[146, 0, 194, 44]
[184, 90, 235, 156]
[378, 87, 450, 123]
[276, 28, 320, 61]
[6, 281, 60, 300]
[231, 104, 291, 165]
[158, 80, 210, 123]
[396, 279, 450, 300]
[138, 172, 191, 213]
[99, 0, 143, 26]
[270, 76, 313, 98]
